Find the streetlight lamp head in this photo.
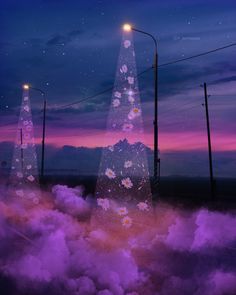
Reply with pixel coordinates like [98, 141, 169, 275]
[123, 23, 132, 32]
[23, 84, 29, 90]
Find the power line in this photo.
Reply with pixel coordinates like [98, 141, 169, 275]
[54, 67, 153, 109]
[52, 41, 236, 110]
[1, 41, 235, 128]
[158, 42, 236, 67]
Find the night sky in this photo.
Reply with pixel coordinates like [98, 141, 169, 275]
[0, 0, 236, 176]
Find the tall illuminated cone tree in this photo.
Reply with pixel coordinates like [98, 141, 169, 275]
[9, 86, 40, 203]
[96, 32, 152, 205]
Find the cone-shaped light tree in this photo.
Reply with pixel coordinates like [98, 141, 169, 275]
[95, 31, 152, 207]
[9, 85, 40, 203]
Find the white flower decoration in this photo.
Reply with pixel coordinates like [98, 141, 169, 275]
[28, 192, 36, 199]
[114, 91, 121, 98]
[108, 146, 114, 152]
[26, 125, 32, 132]
[122, 123, 133, 132]
[122, 216, 132, 228]
[105, 168, 116, 179]
[97, 198, 110, 211]
[128, 96, 135, 104]
[121, 177, 133, 189]
[127, 89, 134, 96]
[24, 133, 30, 140]
[128, 107, 141, 120]
[21, 143, 28, 149]
[117, 207, 128, 216]
[23, 96, 29, 101]
[137, 202, 149, 211]
[124, 40, 131, 48]
[112, 99, 120, 107]
[26, 165, 32, 170]
[17, 172, 23, 178]
[120, 64, 128, 73]
[27, 175, 35, 182]
[127, 76, 134, 84]
[23, 106, 30, 112]
[15, 190, 24, 197]
[33, 197, 39, 205]
[124, 160, 133, 168]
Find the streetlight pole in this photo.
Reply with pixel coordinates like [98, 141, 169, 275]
[123, 24, 160, 193]
[203, 82, 215, 199]
[23, 85, 46, 182]
[19, 128, 24, 171]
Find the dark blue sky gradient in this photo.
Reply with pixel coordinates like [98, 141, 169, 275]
[0, 0, 236, 176]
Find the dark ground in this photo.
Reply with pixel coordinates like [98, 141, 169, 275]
[1, 167, 236, 209]
[41, 175, 236, 210]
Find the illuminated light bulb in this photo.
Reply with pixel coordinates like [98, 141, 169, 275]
[123, 23, 132, 32]
[23, 84, 29, 90]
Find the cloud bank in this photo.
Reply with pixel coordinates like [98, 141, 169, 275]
[0, 185, 236, 295]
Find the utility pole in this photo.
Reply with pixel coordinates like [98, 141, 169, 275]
[154, 49, 160, 190]
[203, 82, 215, 199]
[123, 24, 161, 196]
[41, 99, 46, 181]
[20, 128, 24, 171]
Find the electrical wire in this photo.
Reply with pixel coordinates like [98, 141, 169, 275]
[1, 41, 236, 127]
[52, 41, 236, 110]
[54, 67, 153, 109]
[158, 42, 236, 67]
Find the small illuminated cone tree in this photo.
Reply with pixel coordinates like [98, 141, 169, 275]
[9, 86, 40, 204]
[95, 31, 152, 217]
